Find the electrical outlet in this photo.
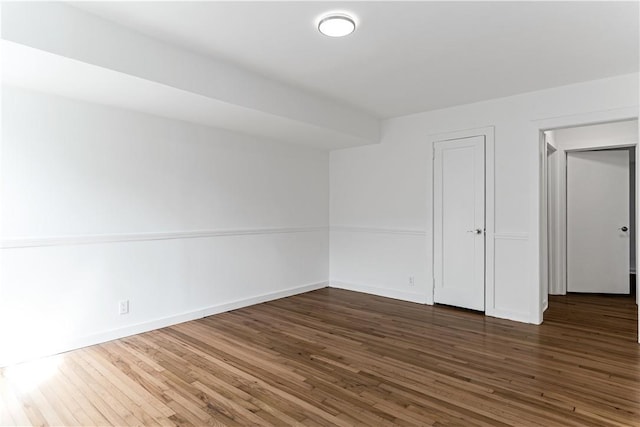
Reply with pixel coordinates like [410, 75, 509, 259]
[119, 300, 129, 315]
[408, 276, 415, 286]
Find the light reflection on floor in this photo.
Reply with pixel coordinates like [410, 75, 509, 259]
[4, 354, 62, 394]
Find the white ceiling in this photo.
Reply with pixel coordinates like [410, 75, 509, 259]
[68, 1, 639, 119]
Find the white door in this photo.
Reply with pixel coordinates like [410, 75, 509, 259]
[567, 149, 630, 293]
[434, 135, 485, 311]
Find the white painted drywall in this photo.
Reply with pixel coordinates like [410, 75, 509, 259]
[0, 86, 330, 366]
[554, 120, 638, 151]
[330, 73, 639, 324]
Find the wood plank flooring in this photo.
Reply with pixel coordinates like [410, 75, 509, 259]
[1, 289, 638, 426]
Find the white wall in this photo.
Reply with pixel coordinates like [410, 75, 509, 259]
[330, 73, 639, 324]
[554, 120, 638, 151]
[330, 141, 431, 303]
[0, 86, 330, 366]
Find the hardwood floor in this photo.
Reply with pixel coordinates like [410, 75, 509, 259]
[1, 289, 638, 426]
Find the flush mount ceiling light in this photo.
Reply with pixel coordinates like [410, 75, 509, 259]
[318, 13, 356, 37]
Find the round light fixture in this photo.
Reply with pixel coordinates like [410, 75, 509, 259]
[318, 14, 356, 37]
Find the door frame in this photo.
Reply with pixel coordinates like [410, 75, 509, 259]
[429, 126, 495, 313]
[534, 106, 639, 341]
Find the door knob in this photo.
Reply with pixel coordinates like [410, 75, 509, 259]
[466, 229, 483, 234]
[620, 226, 629, 232]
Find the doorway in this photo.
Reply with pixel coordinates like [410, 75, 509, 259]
[540, 118, 639, 340]
[433, 135, 486, 311]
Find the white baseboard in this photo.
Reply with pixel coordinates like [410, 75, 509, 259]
[1, 281, 328, 367]
[330, 280, 429, 304]
[486, 307, 535, 324]
[330, 281, 540, 324]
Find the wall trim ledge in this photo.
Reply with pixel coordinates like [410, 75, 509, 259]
[1, 226, 329, 249]
[330, 280, 430, 304]
[494, 232, 529, 240]
[330, 226, 427, 237]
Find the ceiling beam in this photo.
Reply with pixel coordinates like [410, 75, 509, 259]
[1, 2, 380, 149]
